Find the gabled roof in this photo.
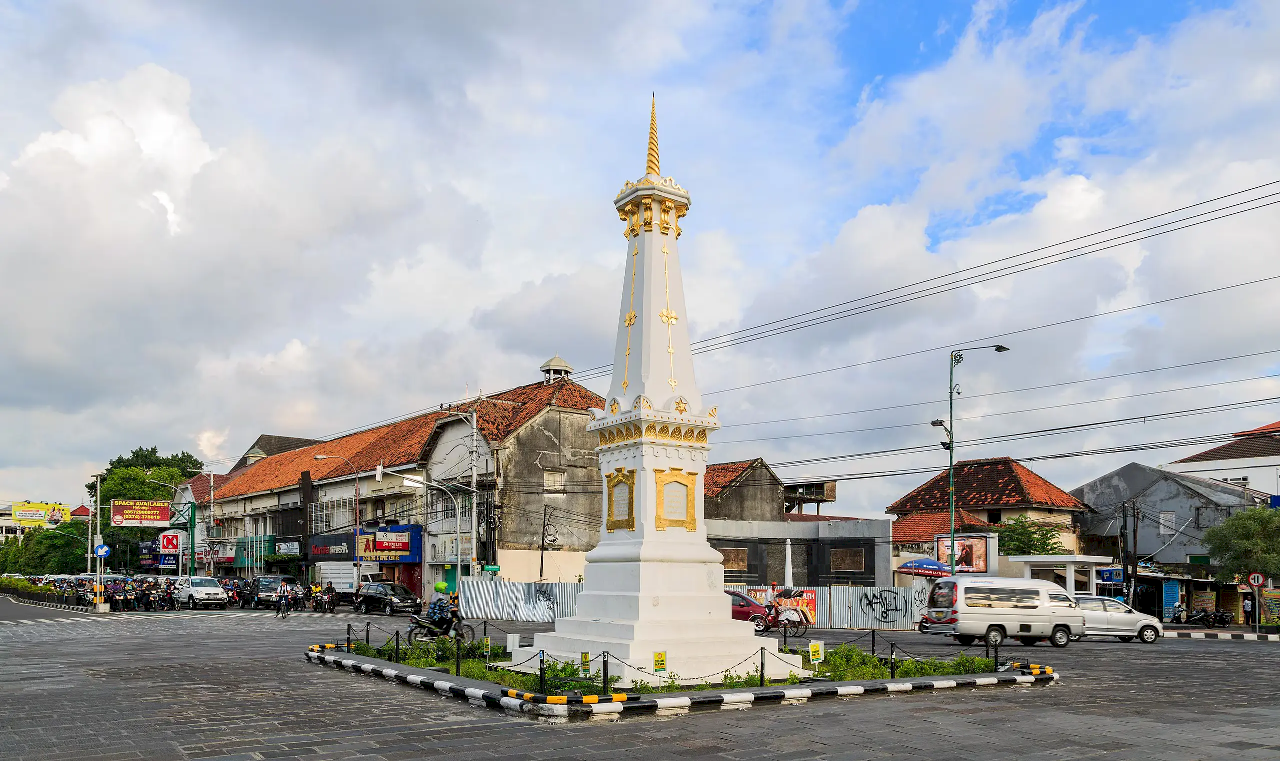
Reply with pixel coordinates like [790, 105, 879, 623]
[216, 378, 603, 501]
[1233, 420, 1280, 437]
[231, 435, 323, 471]
[888, 457, 1085, 514]
[704, 460, 758, 499]
[1172, 434, 1280, 464]
[891, 509, 990, 544]
[183, 473, 239, 505]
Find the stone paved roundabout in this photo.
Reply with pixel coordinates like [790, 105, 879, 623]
[5, 596, 1280, 760]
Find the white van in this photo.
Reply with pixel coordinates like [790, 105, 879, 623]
[315, 562, 386, 604]
[922, 576, 1085, 648]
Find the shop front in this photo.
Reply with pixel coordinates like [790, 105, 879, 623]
[355, 525, 423, 597]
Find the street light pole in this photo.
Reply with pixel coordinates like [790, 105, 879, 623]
[933, 344, 1010, 576]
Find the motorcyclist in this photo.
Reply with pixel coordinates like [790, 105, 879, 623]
[426, 582, 452, 631]
[276, 580, 292, 618]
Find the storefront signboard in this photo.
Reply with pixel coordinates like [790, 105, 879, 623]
[375, 532, 410, 551]
[1192, 589, 1217, 612]
[310, 533, 354, 563]
[356, 526, 422, 563]
[275, 540, 300, 555]
[1260, 589, 1280, 626]
[110, 500, 171, 527]
[1162, 580, 1180, 621]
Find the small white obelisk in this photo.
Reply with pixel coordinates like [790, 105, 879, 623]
[515, 99, 803, 686]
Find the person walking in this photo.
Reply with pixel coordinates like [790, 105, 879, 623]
[1243, 596, 1255, 627]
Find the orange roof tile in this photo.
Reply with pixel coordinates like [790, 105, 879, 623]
[1232, 419, 1280, 437]
[704, 460, 757, 499]
[891, 510, 990, 543]
[216, 378, 604, 500]
[887, 457, 1084, 514]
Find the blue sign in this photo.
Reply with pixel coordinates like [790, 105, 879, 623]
[1099, 567, 1124, 584]
[1270, 494, 1280, 508]
[94, 544, 110, 558]
[1162, 579, 1181, 622]
[157, 554, 177, 569]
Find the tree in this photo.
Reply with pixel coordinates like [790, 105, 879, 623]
[85, 446, 203, 499]
[1203, 508, 1280, 582]
[992, 514, 1068, 555]
[0, 523, 89, 575]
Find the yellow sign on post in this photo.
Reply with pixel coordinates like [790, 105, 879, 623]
[809, 640, 825, 664]
[581, 652, 591, 677]
[484, 637, 491, 658]
[653, 652, 667, 673]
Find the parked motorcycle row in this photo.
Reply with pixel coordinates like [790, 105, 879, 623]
[1168, 605, 1236, 628]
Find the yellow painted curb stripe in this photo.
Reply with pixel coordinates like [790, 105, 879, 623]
[611, 693, 628, 702]
[546, 696, 567, 704]
[582, 695, 598, 704]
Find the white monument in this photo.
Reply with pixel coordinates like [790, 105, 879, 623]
[511, 100, 804, 685]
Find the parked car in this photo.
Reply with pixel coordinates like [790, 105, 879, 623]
[922, 576, 1085, 648]
[353, 583, 422, 616]
[174, 577, 229, 610]
[1072, 595, 1163, 643]
[725, 590, 769, 632]
[240, 575, 299, 609]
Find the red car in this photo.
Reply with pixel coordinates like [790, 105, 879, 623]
[725, 590, 768, 633]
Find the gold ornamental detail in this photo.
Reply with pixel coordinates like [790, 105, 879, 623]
[654, 467, 697, 532]
[659, 200, 674, 234]
[674, 398, 687, 414]
[695, 429, 707, 443]
[606, 467, 636, 533]
[675, 204, 687, 238]
[620, 240, 639, 394]
[661, 242, 677, 391]
[642, 198, 654, 232]
[644, 423, 657, 437]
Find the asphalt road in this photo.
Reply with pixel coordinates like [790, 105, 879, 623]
[3, 595, 1280, 760]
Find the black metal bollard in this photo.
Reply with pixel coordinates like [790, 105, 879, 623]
[985, 639, 990, 660]
[455, 636, 462, 676]
[483, 620, 488, 639]
[759, 647, 766, 688]
[394, 631, 400, 663]
[890, 643, 896, 679]
[346, 624, 352, 653]
[783, 624, 788, 652]
[602, 652, 610, 695]
[871, 628, 876, 657]
[539, 650, 546, 694]
[994, 640, 999, 668]
[365, 622, 370, 646]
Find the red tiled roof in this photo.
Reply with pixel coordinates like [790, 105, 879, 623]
[70, 505, 91, 517]
[217, 378, 604, 500]
[1233, 420, 1280, 437]
[183, 473, 238, 505]
[891, 510, 990, 543]
[1173, 434, 1280, 464]
[704, 460, 757, 499]
[888, 457, 1084, 514]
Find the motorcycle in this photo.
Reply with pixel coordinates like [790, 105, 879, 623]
[1212, 609, 1236, 628]
[1185, 608, 1216, 628]
[407, 606, 474, 645]
[1168, 604, 1186, 624]
[311, 591, 336, 613]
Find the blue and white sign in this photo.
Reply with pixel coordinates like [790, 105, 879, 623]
[1162, 579, 1181, 622]
[1099, 567, 1124, 584]
[1270, 494, 1280, 509]
[93, 544, 110, 558]
[157, 554, 177, 569]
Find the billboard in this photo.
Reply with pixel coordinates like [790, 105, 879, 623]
[935, 534, 989, 573]
[110, 500, 171, 527]
[745, 587, 818, 624]
[159, 530, 186, 554]
[375, 532, 410, 551]
[356, 526, 421, 563]
[13, 503, 71, 528]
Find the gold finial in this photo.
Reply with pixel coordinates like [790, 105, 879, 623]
[646, 94, 660, 176]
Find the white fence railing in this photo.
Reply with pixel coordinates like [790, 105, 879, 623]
[460, 579, 928, 629]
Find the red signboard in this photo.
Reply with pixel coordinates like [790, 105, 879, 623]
[160, 531, 181, 553]
[375, 531, 410, 551]
[110, 500, 171, 527]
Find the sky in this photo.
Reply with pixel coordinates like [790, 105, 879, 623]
[2, 0, 1279, 517]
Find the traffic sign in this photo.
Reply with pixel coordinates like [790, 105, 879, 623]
[483, 565, 500, 573]
[1248, 572, 1266, 587]
[94, 544, 110, 558]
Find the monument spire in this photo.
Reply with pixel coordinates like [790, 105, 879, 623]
[646, 94, 659, 176]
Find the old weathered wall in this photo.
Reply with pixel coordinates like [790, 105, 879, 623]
[496, 407, 602, 555]
[705, 464, 785, 521]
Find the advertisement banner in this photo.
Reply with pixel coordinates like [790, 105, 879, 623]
[210, 546, 237, 563]
[13, 503, 71, 528]
[356, 526, 421, 563]
[375, 532, 410, 551]
[275, 540, 300, 555]
[1192, 589, 1217, 612]
[158, 554, 177, 569]
[309, 533, 354, 563]
[745, 587, 818, 624]
[1163, 580, 1180, 621]
[935, 534, 989, 573]
[1261, 589, 1280, 626]
[159, 531, 184, 554]
[110, 500, 172, 527]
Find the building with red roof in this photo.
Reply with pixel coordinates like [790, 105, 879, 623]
[887, 457, 1086, 553]
[1163, 417, 1280, 494]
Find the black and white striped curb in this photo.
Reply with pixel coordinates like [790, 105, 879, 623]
[304, 651, 1060, 722]
[2, 594, 90, 614]
[1172, 631, 1280, 642]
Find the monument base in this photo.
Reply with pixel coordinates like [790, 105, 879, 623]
[510, 615, 806, 687]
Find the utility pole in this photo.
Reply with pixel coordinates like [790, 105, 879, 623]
[1129, 502, 1139, 605]
[539, 504, 549, 581]
[1119, 500, 1129, 602]
[470, 401, 479, 580]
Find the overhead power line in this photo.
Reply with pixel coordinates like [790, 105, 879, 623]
[705, 272, 1280, 396]
[770, 396, 1280, 468]
[573, 180, 1280, 380]
[716, 371, 1280, 444]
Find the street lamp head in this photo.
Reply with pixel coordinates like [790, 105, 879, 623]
[930, 419, 945, 427]
[313, 455, 329, 460]
[994, 344, 1011, 353]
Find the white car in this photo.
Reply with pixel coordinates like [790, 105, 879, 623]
[174, 577, 229, 610]
[1073, 595, 1162, 643]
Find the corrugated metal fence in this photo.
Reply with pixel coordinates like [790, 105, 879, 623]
[460, 579, 929, 629]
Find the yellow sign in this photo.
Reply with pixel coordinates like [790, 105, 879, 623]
[653, 651, 667, 673]
[809, 640, 825, 664]
[13, 503, 70, 528]
[581, 652, 591, 676]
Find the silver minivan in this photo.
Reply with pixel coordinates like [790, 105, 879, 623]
[923, 576, 1085, 648]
